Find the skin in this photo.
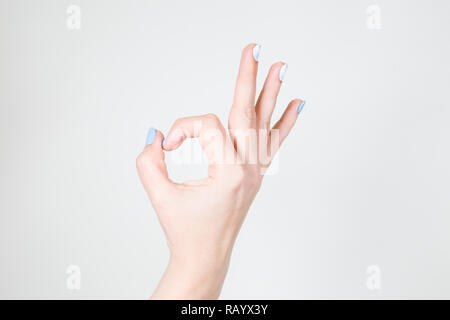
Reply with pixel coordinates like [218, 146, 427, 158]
[136, 44, 303, 299]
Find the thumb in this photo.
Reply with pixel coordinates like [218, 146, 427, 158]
[136, 128, 174, 204]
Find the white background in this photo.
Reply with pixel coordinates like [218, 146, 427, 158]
[1, 0, 449, 298]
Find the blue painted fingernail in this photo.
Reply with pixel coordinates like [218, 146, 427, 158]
[253, 44, 261, 62]
[279, 63, 288, 81]
[146, 127, 156, 145]
[161, 137, 165, 147]
[297, 100, 306, 114]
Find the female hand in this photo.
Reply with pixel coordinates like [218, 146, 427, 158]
[136, 43, 305, 299]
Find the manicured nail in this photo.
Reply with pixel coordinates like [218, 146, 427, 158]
[146, 127, 156, 145]
[161, 137, 165, 147]
[253, 44, 261, 62]
[279, 63, 288, 81]
[297, 100, 306, 114]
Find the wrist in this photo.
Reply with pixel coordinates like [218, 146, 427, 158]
[151, 249, 231, 299]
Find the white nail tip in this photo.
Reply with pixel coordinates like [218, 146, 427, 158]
[253, 44, 261, 62]
[279, 64, 288, 81]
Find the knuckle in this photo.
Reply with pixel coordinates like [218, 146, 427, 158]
[173, 118, 183, 127]
[136, 152, 151, 170]
[243, 106, 256, 121]
[230, 105, 255, 122]
[204, 113, 221, 126]
[149, 190, 168, 208]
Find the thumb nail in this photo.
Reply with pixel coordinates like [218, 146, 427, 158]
[146, 127, 156, 145]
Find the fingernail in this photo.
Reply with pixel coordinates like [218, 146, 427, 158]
[279, 63, 288, 81]
[161, 137, 165, 147]
[146, 127, 156, 145]
[253, 44, 261, 62]
[297, 100, 306, 114]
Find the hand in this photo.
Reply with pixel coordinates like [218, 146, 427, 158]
[136, 43, 305, 299]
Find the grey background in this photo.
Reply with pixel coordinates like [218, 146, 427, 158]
[1, 0, 449, 299]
